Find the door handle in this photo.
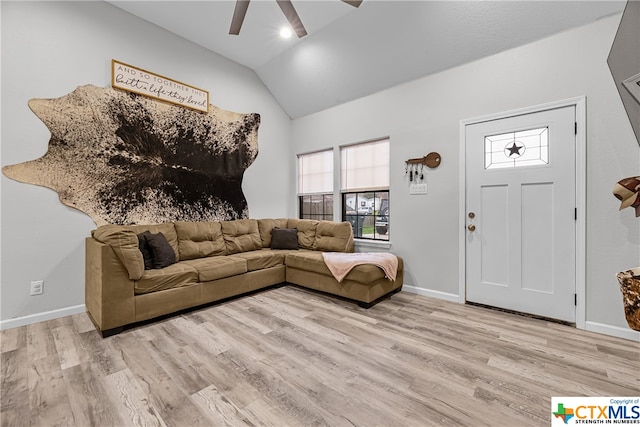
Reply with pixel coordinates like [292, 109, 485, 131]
[467, 224, 476, 232]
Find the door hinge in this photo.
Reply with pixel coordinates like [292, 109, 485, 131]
[575, 122, 578, 135]
[574, 293, 577, 306]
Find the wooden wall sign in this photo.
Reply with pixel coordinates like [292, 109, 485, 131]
[112, 59, 209, 113]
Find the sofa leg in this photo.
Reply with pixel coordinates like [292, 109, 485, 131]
[358, 301, 376, 309]
[100, 326, 123, 338]
[358, 287, 402, 309]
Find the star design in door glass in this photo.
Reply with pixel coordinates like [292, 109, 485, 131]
[505, 141, 525, 158]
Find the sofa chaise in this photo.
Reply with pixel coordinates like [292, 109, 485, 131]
[85, 218, 404, 337]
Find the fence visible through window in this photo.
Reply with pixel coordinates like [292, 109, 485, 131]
[300, 194, 333, 221]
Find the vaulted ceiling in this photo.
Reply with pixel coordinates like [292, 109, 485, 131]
[108, 1, 625, 119]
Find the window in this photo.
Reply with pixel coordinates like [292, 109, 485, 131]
[341, 139, 390, 240]
[485, 127, 549, 170]
[343, 190, 389, 240]
[300, 194, 333, 221]
[297, 150, 333, 221]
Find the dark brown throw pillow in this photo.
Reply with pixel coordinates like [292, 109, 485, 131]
[137, 231, 154, 270]
[145, 232, 176, 269]
[270, 227, 298, 250]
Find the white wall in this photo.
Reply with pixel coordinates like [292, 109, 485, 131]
[2, 3, 638, 341]
[292, 15, 640, 339]
[0, 1, 293, 326]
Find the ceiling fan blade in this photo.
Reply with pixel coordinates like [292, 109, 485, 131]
[276, 0, 307, 38]
[229, 0, 250, 35]
[341, 0, 363, 7]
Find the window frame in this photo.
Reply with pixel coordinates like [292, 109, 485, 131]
[342, 190, 389, 241]
[299, 193, 334, 222]
[340, 138, 390, 241]
[297, 149, 334, 221]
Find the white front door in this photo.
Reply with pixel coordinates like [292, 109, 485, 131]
[465, 106, 576, 322]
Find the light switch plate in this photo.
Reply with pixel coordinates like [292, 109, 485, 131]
[409, 183, 427, 195]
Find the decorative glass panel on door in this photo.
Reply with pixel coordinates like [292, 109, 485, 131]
[484, 127, 549, 170]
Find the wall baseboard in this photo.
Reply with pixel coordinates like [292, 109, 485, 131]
[0, 304, 86, 331]
[2, 299, 638, 343]
[585, 321, 640, 342]
[401, 285, 461, 303]
[402, 286, 640, 342]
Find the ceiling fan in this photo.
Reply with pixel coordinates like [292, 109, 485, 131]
[229, 0, 363, 38]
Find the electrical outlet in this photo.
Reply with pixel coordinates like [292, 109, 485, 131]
[30, 280, 44, 296]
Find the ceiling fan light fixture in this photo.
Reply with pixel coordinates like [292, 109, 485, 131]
[280, 27, 293, 38]
[229, 0, 250, 35]
[230, 0, 361, 37]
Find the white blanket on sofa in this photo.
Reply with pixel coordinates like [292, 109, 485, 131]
[322, 252, 398, 283]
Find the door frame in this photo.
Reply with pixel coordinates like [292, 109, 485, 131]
[458, 96, 586, 329]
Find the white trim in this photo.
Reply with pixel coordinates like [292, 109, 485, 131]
[459, 97, 588, 330]
[574, 98, 587, 330]
[337, 135, 391, 150]
[585, 321, 640, 342]
[0, 304, 86, 330]
[458, 117, 468, 305]
[402, 285, 461, 303]
[355, 239, 392, 250]
[402, 286, 639, 342]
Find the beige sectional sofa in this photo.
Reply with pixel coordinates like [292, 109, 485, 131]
[85, 218, 403, 337]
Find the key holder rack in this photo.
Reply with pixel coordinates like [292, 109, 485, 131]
[405, 152, 441, 181]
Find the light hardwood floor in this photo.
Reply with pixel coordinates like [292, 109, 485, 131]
[1, 286, 639, 427]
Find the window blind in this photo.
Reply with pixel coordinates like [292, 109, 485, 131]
[340, 138, 389, 191]
[297, 149, 333, 194]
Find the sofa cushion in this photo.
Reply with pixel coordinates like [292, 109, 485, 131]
[287, 219, 319, 250]
[182, 257, 247, 282]
[145, 232, 177, 269]
[174, 221, 226, 260]
[313, 221, 353, 252]
[125, 223, 179, 263]
[257, 218, 289, 248]
[286, 251, 387, 283]
[221, 219, 262, 254]
[137, 231, 154, 270]
[134, 262, 198, 294]
[92, 225, 144, 280]
[270, 228, 299, 250]
[229, 249, 288, 271]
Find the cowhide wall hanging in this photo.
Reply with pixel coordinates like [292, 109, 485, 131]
[2, 84, 260, 225]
